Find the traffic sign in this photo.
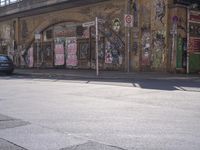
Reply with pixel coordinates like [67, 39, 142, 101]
[124, 14, 133, 27]
[82, 21, 95, 27]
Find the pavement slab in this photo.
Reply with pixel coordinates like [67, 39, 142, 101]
[0, 114, 29, 130]
[0, 124, 88, 150]
[0, 138, 27, 150]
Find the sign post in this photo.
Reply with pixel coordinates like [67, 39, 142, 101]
[124, 14, 133, 72]
[82, 18, 104, 76]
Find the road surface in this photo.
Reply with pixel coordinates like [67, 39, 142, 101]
[0, 75, 200, 150]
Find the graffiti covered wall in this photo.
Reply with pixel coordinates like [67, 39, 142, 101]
[0, 21, 14, 57]
[139, 0, 168, 71]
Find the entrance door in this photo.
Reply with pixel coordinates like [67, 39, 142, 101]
[77, 39, 90, 69]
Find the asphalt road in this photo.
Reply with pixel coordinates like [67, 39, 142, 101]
[0, 75, 200, 150]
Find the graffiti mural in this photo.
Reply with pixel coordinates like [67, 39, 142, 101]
[152, 31, 166, 68]
[141, 26, 151, 66]
[112, 18, 121, 33]
[155, 0, 166, 25]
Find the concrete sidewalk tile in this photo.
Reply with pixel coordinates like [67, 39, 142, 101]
[0, 124, 88, 150]
[0, 138, 27, 150]
[0, 114, 29, 130]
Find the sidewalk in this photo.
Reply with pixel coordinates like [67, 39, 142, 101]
[13, 68, 200, 81]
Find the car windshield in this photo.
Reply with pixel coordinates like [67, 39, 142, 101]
[0, 55, 9, 62]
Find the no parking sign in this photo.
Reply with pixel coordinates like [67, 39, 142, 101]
[124, 14, 133, 27]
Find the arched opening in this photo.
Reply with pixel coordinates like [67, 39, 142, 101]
[25, 20, 125, 71]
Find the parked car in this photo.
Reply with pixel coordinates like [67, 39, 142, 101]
[0, 54, 14, 75]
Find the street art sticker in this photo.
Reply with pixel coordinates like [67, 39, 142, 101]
[66, 38, 78, 67]
[141, 26, 151, 66]
[152, 31, 166, 68]
[112, 18, 121, 33]
[54, 43, 65, 66]
[155, 0, 166, 25]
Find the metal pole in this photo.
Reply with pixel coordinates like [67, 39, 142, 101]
[95, 17, 99, 76]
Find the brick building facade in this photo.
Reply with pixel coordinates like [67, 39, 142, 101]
[0, 0, 199, 73]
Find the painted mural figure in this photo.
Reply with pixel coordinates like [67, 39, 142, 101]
[112, 18, 121, 33]
[155, 0, 166, 25]
[141, 27, 151, 66]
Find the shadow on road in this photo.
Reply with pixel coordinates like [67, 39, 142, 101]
[0, 73, 200, 92]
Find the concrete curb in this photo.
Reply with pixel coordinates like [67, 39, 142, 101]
[13, 69, 200, 81]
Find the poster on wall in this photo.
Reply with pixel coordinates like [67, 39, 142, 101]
[66, 38, 78, 67]
[54, 43, 65, 66]
[189, 37, 200, 53]
[28, 47, 34, 68]
[189, 11, 200, 53]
